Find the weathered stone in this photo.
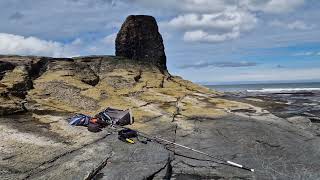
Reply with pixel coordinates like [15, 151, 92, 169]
[0, 61, 16, 80]
[0, 55, 320, 179]
[1, 66, 33, 98]
[0, 61, 16, 72]
[0, 97, 26, 115]
[74, 62, 100, 86]
[115, 15, 167, 70]
[287, 116, 312, 129]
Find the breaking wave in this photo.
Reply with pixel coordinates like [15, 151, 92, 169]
[246, 88, 320, 93]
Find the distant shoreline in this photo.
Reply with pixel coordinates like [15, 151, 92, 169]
[200, 80, 320, 86]
[205, 81, 320, 93]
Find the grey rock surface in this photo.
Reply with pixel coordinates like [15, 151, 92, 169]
[287, 116, 312, 129]
[170, 115, 320, 179]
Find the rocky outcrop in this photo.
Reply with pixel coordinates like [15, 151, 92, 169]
[1, 54, 320, 179]
[1, 66, 33, 98]
[115, 15, 167, 70]
[0, 56, 50, 115]
[0, 61, 16, 80]
[0, 55, 219, 180]
[1, 15, 320, 180]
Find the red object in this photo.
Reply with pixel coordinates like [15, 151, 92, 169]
[90, 118, 98, 124]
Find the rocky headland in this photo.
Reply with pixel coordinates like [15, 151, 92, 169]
[1, 15, 320, 180]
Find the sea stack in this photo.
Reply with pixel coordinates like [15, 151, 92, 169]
[115, 15, 167, 70]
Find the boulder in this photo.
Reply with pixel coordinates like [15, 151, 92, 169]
[115, 15, 167, 70]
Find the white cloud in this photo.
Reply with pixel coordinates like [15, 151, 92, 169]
[0, 33, 74, 57]
[179, 60, 257, 69]
[270, 20, 313, 30]
[293, 51, 320, 56]
[184, 30, 240, 42]
[0, 32, 119, 57]
[241, 0, 305, 14]
[168, 10, 257, 31]
[134, 0, 305, 14]
[131, 0, 229, 13]
[179, 0, 228, 13]
[264, 0, 304, 13]
[167, 9, 257, 43]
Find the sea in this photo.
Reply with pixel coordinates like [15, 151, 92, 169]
[205, 82, 320, 93]
[206, 82, 320, 119]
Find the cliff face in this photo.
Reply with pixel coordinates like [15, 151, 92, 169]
[1, 15, 320, 180]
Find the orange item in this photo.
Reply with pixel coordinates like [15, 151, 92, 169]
[90, 118, 98, 124]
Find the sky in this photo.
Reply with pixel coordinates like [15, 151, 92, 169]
[0, 0, 319, 84]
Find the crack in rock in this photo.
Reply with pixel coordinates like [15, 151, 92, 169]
[145, 157, 173, 180]
[172, 96, 185, 122]
[142, 81, 148, 89]
[216, 129, 231, 142]
[85, 152, 114, 180]
[134, 69, 142, 82]
[159, 75, 165, 88]
[255, 139, 281, 148]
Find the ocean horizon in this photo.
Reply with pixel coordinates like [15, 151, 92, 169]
[205, 81, 320, 93]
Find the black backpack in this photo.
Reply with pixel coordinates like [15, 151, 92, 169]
[95, 107, 134, 126]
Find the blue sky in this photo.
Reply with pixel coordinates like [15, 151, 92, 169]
[0, 0, 319, 84]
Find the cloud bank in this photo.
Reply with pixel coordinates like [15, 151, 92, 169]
[0, 33, 72, 57]
[167, 10, 257, 43]
[269, 20, 314, 30]
[179, 61, 258, 69]
[158, 0, 306, 43]
[0, 32, 116, 57]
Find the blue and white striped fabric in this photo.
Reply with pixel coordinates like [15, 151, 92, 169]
[68, 114, 92, 126]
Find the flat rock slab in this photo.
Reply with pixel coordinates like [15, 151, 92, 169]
[0, 114, 170, 180]
[28, 134, 170, 180]
[167, 115, 320, 180]
[95, 134, 171, 180]
[2, 113, 320, 180]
